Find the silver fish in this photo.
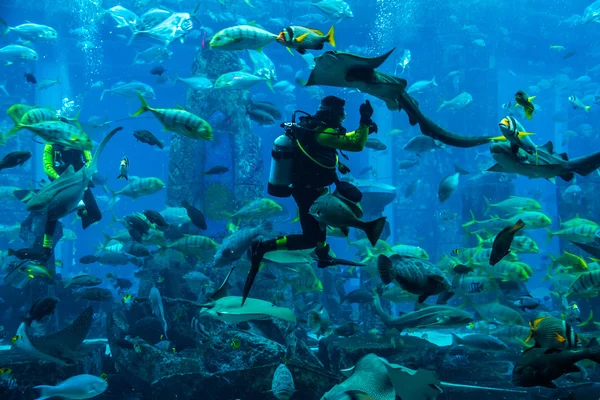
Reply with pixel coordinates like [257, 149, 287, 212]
[105, 6, 139, 30]
[407, 77, 437, 94]
[438, 92, 473, 112]
[311, 0, 354, 22]
[129, 12, 193, 46]
[403, 136, 445, 155]
[247, 49, 277, 81]
[101, 80, 155, 101]
[309, 193, 386, 246]
[438, 165, 468, 203]
[0, 45, 38, 65]
[213, 221, 272, 267]
[0, 21, 57, 41]
[150, 287, 168, 339]
[134, 45, 173, 65]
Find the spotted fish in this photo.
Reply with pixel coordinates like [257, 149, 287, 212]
[377, 254, 453, 303]
[272, 363, 295, 400]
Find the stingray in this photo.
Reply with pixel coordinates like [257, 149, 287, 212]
[320, 354, 526, 400]
[14, 306, 93, 365]
[306, 49, 495, 148]
[199, 266, 296, 323]
[16, 127, 122, 220]
[373, 295, 473, 332]
[199, 296, 296, 324]
[320, 353, 442, 400]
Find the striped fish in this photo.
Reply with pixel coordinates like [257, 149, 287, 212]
[477, 234, 539, 253]
[506, 212, 551, 229]
[21, 108, 56, 124]
[377, 254, 452, 303]
[7, 104, 34, 124]
[214, 71, 268, 90]
[10, 120, 92, 151]
[19, 106, 81, 126]
[525, 315, 579, 349]
[114, 177, 164, 199]
[561, 216, 598, 228]
[165, 235, 219, 257]
[487, 260, 530, 282]
[132, 92, 212, 141]
[466, 247, 519, 264]
[210, 25, 277, 51]
[272, 364, 295, 400]
[567, 270, 600, 297]
[276, 25, 335, 54]
[547, 224, 599, 244]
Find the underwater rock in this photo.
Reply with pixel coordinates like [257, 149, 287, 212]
[321, 353, 443, 400]
[0, 342, 107, 399]
[188, 49, 263, 218]
[318, 332, 438, 371]
[107, 296, 338, 399]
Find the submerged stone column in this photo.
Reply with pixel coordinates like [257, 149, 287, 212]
[168, 50, 263, 213]
[160, 50, 264, 298]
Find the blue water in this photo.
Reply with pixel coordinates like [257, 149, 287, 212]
[2, 0, 600, 397]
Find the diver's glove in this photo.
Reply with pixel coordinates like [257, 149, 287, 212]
[359, 100, 373, 125]
[368, 121, 378, 134]
[338, 162, 350, 174]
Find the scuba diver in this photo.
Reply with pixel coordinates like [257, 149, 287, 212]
[242, 95, 376, 304]
[40, 142, 102, 257]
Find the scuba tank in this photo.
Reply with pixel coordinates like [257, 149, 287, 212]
[268, 110, 312, 198]
[268, 133, 296, 198]
[267, 110, 352, 198]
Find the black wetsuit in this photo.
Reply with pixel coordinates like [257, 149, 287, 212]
[42, 144, 101, 250]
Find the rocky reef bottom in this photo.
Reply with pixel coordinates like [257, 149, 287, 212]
[1, 298, 599, 400]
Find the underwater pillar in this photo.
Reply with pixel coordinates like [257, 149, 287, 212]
[389, 112, 442, 256]
[168, 50, 263, 212]
[459, 62, 513, 246]
[556, 174, 600, 316]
